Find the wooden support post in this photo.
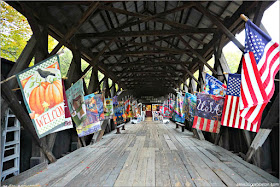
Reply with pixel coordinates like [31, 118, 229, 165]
[1, 35, 37, 118]
[245, 93, 279, 162]
[65, 49, 82, 89]
[246, 129, 272, 162]
[88, 68, 100, 93]
[111, 82, 116, 97]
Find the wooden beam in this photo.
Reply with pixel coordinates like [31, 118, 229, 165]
[245, 129, 272, 162]
[49, 2, 100, 56]
[245, 93, 279, 162]
[1, 35, 37, 118]
[98, 3, 195, 33]
[178, 36, 217, 74]
[193, 2, 244, 52]
[77, 28, 217, 39]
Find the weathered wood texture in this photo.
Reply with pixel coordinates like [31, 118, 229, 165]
[10, 120, 278, 186]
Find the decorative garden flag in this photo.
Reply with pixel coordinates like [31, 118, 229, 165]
[174, 93, 185, 123]
[53, 80, 73, 133]
[76, 93, 101, 137]
[203, 73, 227, 96]
[221, 74, 258, 132]
[184, 92, 197, 122]
[104, 98, 113, 119]
[113, 101, 126, 125]
[192, 93, 225, 133]
[66, 79, 87, 127]
[132, 100, 137, 117]
[16, 55, 65, 138]
[162, 101, 172, 118]
[240, 20, 279, 125]
[94, 94, 105, 121]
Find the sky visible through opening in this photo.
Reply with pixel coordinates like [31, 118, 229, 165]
[224, 1, 280, 52]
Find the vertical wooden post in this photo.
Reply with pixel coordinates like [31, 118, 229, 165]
[111, 82, 116, 97]
[31, 23, 50, 167]
[88, 68, 100, 93]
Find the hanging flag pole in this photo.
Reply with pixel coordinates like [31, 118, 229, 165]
[240, 14, 249, 22]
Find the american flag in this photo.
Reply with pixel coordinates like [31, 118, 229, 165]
[221, 74, 258, 132]
[193, 116, 221, 133]
[240, 20, 279, 126]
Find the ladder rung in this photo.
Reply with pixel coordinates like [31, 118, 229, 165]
[3, 154, 19, 162]
[8, 114, 16, 118]
[6, 127, 20, 132]
[4, 146, 16, 151]
[5, 140, 19, 146]
[1, 167, 19, 176]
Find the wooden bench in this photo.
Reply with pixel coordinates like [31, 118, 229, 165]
[175, 122, 185, 132]
[116, 123, 125, 134]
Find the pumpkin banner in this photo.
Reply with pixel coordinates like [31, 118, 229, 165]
[66, 79, 87, 127]
[16, 55, 65, 138]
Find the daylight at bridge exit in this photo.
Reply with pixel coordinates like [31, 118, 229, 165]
[0, 1, 279, 186]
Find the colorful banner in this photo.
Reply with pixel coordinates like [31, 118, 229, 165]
[196, 93, 224, 121]
[94, 94, 105, 121]
[203, 73, 227, 96]
[184, 93, 197, 122]
[174, 93, 185, 123]
[53, 80, 73, 133]
[162, 103, 172, 118]
[104, 98, 113, 119]
[16, 55, 65, 138]
[192, 93, 224, 133]
[113, 101, 126, 125]
[75, 93, 101, 137]
[132, 100, 137, 117]
[66, 79, 87, 127]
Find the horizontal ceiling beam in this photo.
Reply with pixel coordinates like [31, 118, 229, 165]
[76, 29, 217, 39]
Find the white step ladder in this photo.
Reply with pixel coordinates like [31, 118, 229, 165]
[1, 108, 20, 181]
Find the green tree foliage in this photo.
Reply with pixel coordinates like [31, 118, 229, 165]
[0, 1, 32, 61]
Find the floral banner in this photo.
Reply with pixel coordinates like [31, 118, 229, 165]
[104, 98, 113, 119]
[16, 55, 65, 138]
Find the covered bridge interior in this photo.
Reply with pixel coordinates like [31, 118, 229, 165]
[1, 1, 279, 186]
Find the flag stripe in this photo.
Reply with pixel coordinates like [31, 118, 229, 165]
[192, 116, 220, 133]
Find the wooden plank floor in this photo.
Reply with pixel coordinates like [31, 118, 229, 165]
[17, 119, 278, 186]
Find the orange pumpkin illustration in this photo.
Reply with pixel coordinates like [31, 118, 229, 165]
[29, 80, 63, 115]
[45, 80, 63, 108]
[29, 83, 47, 115]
